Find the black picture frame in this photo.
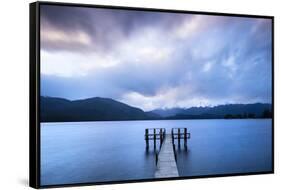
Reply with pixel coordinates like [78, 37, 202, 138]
[29, 1, 274, 188]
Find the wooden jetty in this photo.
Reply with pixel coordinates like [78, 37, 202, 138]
[155, 134, 179, 178]
[144, 128, 191, 178]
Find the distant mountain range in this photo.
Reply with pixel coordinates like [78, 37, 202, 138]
[41, 96, 272, 122]
[149, 103, 272, 119]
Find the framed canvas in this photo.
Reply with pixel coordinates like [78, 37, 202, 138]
[29, 1, 274, 188]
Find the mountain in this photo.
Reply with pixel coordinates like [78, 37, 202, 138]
[41, 96, 272, 122]
[150, 103, 272, 119]
[41, 96, 155, 122]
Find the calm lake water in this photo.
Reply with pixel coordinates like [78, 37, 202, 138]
[41, 119, 272, 186]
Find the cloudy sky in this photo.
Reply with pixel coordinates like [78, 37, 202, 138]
[40, 5, 272, 111]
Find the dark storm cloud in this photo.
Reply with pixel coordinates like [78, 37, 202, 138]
[41, 5, 189, 53]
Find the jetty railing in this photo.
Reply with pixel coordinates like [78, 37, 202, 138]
[171, 128, 191, 148]
[171, 128, 190, 162]
[144, 128, 166, 165]
[144, 128, 166, 150]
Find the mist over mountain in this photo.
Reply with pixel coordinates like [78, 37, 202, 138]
[150, 103, 272, 119]
[41, 96, 272, 122]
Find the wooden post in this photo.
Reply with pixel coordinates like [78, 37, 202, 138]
[172, 129, 174, 144]
[178, 128, 180, 146]
[184, 128, 187, 149]
[154, 128, 156, 149]
[173, 143, 177, 162]
[145, 129, 149, 149]
[160, 128, 163, 145]
[155, 151, 158, 165]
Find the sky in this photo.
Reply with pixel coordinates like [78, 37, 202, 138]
[40, 5, 272, 111]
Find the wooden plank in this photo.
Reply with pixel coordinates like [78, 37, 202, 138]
[155, 134, 179, 178]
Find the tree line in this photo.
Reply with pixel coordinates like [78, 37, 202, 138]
[224, 109, 272, 119]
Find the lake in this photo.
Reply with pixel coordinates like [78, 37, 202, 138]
[41, 119, 272, 186]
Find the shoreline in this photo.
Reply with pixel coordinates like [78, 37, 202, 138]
[40, 118, 273, 124]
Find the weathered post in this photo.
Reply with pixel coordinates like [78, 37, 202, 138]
[173, 143, 177, 162]
[184, 128, 187, 149]
[154, 128, 156, 149]
[145, 129, 149, 149]
[160, 128, 163, 145]
[172, 128, 174, 144]
[155, 151, 158, 165]
[178, 128, 180, 146]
